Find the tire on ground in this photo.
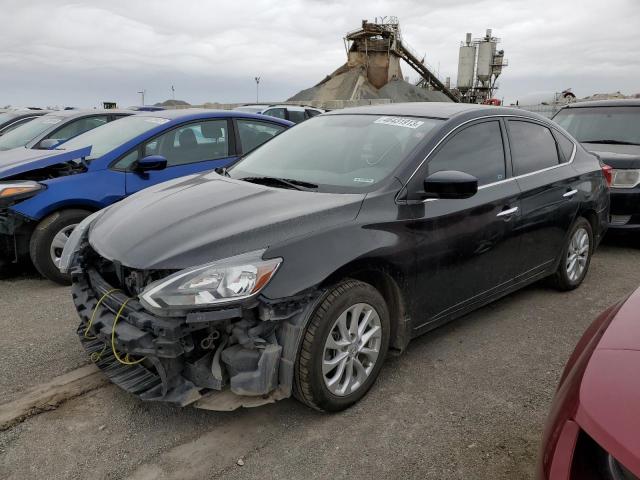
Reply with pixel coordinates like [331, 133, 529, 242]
[550, 216, 594, 291]
[29, 209, 92, 285]
[294, 279, 390, 412]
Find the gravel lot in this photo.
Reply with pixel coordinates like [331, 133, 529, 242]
[1, 236, 639, 479]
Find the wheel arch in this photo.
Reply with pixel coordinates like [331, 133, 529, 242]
[320, 259, 411, 353]
[580, 208, 600, 244]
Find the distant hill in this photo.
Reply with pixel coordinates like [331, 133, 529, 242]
[154, 99, 191, 107]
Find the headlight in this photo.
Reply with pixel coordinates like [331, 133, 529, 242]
[139, 250, 282, 313]
[611, 169, 640, 188]
[0, 181, 44, 205]
[58, 210, 103, 273]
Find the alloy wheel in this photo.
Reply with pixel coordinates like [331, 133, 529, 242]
[50, 224, 78, 269]
[566, 227, 590, 282]
[322, 302, 382, 396]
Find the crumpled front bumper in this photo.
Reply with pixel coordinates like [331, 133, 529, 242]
[0, 208, 32, 265]
[71, 265, 315, 407]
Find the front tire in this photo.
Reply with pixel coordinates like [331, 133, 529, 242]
[29, 209, 91, 285]
[294, 279, 390, 412]
[551, 217, 593, 291]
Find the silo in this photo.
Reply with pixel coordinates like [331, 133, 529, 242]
[457, 43, 476, 92]
[492, 50, 505, 78]
[476, 39, 496, 84]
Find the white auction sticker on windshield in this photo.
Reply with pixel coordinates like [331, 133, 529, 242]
[42, 118, 62, 124]
[374, 116, 424, 129]
[353, 177, 374, 184]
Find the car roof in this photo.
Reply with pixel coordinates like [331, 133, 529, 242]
[324, 102, 545, 121]
[562, 99, 640, 108]
[1, 110, 50, 118]
[134, 108, 294, 126]
[41, 109, 135, 118]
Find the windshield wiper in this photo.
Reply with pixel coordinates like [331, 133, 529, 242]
[581, 139, 640, 146]
[240, 176, 318, 191]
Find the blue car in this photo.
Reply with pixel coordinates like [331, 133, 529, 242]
[0, 109, 133, 152]
[0, 109, 292, 283]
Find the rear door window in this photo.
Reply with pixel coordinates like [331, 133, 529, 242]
[263, 108, 286, 119]
[287, 110, 306, 123]
[236, 119, 286, 154]
[508, 121, 560, 175]
[47, 115, 109, 142]
[428, 120, 506, 186]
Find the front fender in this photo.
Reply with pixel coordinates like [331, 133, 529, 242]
[10, 169, 125, 220]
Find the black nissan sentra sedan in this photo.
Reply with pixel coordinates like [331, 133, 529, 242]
[62, 103, 609, 412]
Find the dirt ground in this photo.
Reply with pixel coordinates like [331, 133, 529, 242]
[1, 236, 639, 480]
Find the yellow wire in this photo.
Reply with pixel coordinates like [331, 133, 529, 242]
[111, 298, 146, 365]
[90, 344, 107, 362]
[84, 288, 121, 339]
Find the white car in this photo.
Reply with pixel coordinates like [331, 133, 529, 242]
[235, 104, 324, 123]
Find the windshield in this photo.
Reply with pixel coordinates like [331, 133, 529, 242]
[0, 115, 64, 151]
[554, 106, 640, 145]
[59, 115, 169, 160]
[229, 114, 442, 192]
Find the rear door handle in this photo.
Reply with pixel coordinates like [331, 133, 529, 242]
[563, 189, 578, 198]
[497, 206, 518, 217]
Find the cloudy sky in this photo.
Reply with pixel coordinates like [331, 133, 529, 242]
[2, 0, 639, 108]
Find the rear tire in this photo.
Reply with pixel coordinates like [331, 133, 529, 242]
[551, 217, 593, 291]
[29, 209, 91, 285]
[294, 279, 390, 412]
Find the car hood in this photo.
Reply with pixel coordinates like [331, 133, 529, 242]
[583, 143, 640, 169]
[89, 172, 366, 270]
[575, 287, 640, 475]
[0, 146, 91, 179]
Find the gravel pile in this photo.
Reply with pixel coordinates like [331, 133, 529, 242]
[289, 65, 451, 103]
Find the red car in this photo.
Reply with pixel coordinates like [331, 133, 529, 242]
[538, 287, 640, 479]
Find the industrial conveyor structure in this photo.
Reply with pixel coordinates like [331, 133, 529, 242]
[343, 18, 459, 102]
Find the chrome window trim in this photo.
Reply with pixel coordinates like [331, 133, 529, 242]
[405, 114, 577, 203]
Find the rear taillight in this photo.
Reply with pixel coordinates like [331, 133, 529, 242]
[602, 164, 613, 186]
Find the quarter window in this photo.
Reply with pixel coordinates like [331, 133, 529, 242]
[555, 132, 575, 163]
[237, 119, 286, 154]
[508, 121, 560, 175]
[428, 121, 506, 186]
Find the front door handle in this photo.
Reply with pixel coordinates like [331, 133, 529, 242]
[563, 189, 578, 198]
[497, 206, 519, 217]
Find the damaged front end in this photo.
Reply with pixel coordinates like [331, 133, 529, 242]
[70, 243, 318, 409]
[0, 181, 47, 265]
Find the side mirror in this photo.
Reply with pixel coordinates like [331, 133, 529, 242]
[423, 170, 478, 200]
[136, 155, 167, 172]
[38, 138, 62, 150]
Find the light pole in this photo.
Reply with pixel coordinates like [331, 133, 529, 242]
[137, 89, 146, 106]
[254, 77, 261, 103]
[171, 85, 175, 101]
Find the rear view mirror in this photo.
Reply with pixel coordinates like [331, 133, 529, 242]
[423, 170, 478, 199]
[136, 155, 167, 172]
[38, 138, 62, 149]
